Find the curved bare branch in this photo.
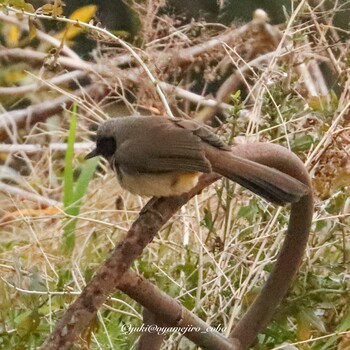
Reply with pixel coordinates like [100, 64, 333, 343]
[40, 143, 313, 350]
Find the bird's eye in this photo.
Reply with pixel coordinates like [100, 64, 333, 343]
[96, 137, 116, 158]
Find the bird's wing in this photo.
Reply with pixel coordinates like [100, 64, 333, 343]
[114, 118, 211, 174]
[172, 118, 230, 150]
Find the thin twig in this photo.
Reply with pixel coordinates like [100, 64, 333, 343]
[0, 84, 107, 141]
[0, 70, 86, 96]
[0, 182, 60, 207]
[0, 142, 92, 153]
[0, 47, 92, 71]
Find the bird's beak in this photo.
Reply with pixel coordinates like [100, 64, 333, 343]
[85, 148, 98, 160]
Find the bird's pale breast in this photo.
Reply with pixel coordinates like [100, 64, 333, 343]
[116, 170, 200, 196]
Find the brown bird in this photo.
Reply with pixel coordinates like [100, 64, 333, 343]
[85, 116, 309, 205]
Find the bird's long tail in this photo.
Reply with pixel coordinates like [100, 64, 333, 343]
[205, 145, 309, 206]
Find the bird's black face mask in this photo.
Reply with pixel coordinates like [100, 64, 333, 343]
[85, 137, 116, 160]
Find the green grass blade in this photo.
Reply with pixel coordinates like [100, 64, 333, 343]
[63, 105, 77, 209]
[62, 158, 99, 252]
[62, 104, 79, 252]
[74, 157, 99, 206]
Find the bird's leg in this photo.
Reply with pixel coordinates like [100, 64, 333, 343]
[139, 196, 164, 221]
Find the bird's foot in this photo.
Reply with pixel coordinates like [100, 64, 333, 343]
[139, 197, 164, 221]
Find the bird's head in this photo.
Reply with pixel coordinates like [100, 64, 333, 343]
[85, 120, 117, 161]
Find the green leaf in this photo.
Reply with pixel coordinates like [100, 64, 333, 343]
[291, 134, 314, 152]
[315, 220, 329, 232]
[237, 200, 259, 223]
[5, 0, 35, 12]
[200, 208, 215, 232]
[230, 89, 241, 103]
[319, 306, 350, 349]
[28, 18, 37, 40]
[15, 310, 40, 337]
